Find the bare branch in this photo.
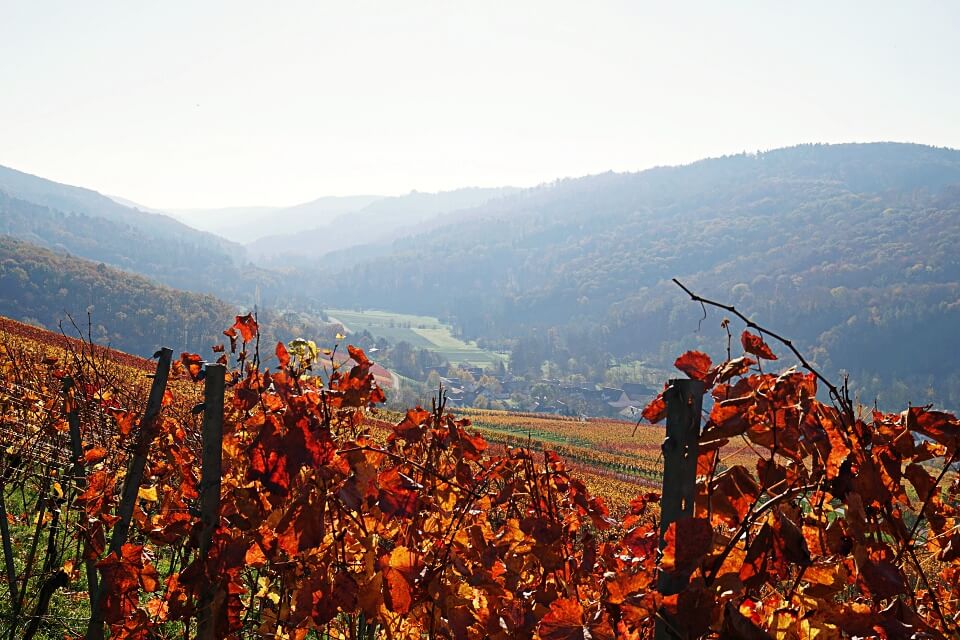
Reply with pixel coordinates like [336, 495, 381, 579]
[672, 278, 850, 418]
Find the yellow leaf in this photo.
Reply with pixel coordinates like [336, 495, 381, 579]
[51, 482, 64, 498]
[138, 486, 158, 502]
[256, 576, 270, 597]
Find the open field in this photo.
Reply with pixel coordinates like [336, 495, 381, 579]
[327, 308, 508, 368]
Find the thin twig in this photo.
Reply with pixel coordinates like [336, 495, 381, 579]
[672, 279, 850, 418]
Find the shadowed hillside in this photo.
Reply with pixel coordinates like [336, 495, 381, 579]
[310, 143, 960, 408]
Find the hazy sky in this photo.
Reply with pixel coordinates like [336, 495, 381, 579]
[2, 1, 959, 208]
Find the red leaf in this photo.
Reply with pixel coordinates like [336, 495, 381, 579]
[347, 344, 370, 367]
[641, 394, 667, 424]
[223, 327, 238, 353]
[276, 342, 290, 369]
[662, 517, 713, 574]
[377, 468, 420, 518]
[720, 601, 773, 640]
[538, 597, 587, 640]
[674, 350, 713, 381]
[391, 407, 431, 444]
[818, 408, 850, 480]
[740, 331, 777, 360]
[84, 446, 108, 465]
[76, 471, 116, 525]
[382, 567, 412, 614]
[107, 408, 136, 437]
[96, 544, 158, 626]
[771, 512, 811, 566]
[738, 523, 773, 590]
[629, 492, 660, 515]
[906, 407, 960, 452]
[858, 550, 908, 600]
[232, 314, 258, 343]
[697, 446, 721, 478]
[709, 465, 760, 527]
[179, 352, 204, 381]
[706, 356, 756, 385]
[247, 413, 335, 496]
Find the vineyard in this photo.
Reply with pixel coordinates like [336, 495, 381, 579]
[0, 303, 959, 639]
[365, 412, 660, 516]
[450, 409, 759, 497]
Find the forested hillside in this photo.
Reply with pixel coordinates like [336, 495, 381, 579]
[0, 236, 336, 356]
[0, 166, 299, 308]
[312, 143, 960, 408]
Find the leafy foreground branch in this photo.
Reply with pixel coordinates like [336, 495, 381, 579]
[0, 308, 958, 639]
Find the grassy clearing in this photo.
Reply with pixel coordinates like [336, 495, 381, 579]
[327, 308, 507, 368]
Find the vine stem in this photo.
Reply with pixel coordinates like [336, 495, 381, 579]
[704, 482, 818, 586]
[671, 279, 851, 419]
[894, 450, 959, 565]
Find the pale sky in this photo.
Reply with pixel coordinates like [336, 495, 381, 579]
[1, 1, 958, 209]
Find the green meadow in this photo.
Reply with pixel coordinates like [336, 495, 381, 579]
[326, 308, 507, 368]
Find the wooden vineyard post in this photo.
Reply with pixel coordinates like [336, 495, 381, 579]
[86, 347, 172, 640]
[0, 459, 16, 608]
[196, 363, 226, 640]
[61, 376, 98, 600]
[655, 378, 706, 640]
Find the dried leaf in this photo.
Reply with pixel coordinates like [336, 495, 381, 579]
[674, 350, 713, 381]
[741, 331, 777, 360]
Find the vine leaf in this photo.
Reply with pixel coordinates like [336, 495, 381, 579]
[662, 517, 713, 574]
[641, 394, 667, 424]
[275, 341, 290, 369]
[740, 331, 778, 360]
[232, 313, 258, 343]
[674, 350, 713, 381]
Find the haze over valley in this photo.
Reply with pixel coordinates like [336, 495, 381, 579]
[2, 141, 959, 412]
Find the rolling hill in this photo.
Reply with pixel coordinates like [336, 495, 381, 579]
[247, 187, 520, 264]
[0, 165, 305, 309]
[0, 236, 337, 357]
[0, 164, 234, 251]
[309, 143, 960, 409]
[169, 195, 383, 243]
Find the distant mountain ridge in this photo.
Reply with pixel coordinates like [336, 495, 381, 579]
[168, 195, 384, 243]
[0, 164, 303, 308]
[246, 186, 521, 264]
[0, 165, 236, 251]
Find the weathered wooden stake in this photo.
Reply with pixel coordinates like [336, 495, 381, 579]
[655, 378, 705, 640]
[196, 363, 226, 640]
[86, 347, 172, 640]
[62, 376, 98, 600]
[0, 479, 16, 608]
